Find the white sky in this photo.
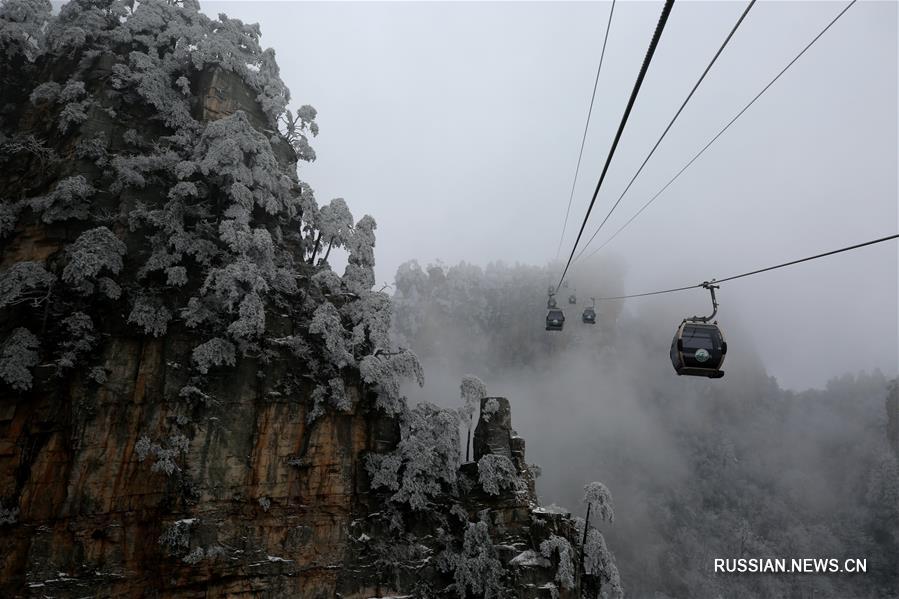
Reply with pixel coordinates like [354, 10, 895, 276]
[208, 0, 898, 390]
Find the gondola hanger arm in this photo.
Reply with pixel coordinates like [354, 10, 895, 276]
[687, 280, 719, 323]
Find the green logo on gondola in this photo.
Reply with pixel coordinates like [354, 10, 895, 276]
[695, 348, 710, 363]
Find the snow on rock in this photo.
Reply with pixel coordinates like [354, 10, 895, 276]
[510, 549, 551, 568]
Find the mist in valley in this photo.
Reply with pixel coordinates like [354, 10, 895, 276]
[393, 256, 898, 598]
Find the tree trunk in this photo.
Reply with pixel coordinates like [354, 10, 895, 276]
[309, 231, 322, 263]
[577, 502, 592, 593]
[321, 238, 335, 264]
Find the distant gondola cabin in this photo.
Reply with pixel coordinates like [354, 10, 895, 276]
[546, 309, 565, 331]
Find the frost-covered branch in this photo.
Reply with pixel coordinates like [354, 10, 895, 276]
[365, 402, 459, 510]
[477, 454, 522, 496]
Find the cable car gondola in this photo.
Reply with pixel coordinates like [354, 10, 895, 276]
[546, 309, 565, 331]
[582, 297, 596, 324]
[670, 282, 726, 379]
[568, 294, 577, 304]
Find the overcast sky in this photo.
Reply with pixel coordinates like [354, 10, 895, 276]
[209, 0, 897, 391]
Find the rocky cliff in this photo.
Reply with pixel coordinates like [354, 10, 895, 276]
[0, 339, 579, 597]
[0, 2, 609, 597]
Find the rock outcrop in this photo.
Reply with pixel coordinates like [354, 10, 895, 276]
[342, 397, 580, 598]
[0, 330, 382, 596]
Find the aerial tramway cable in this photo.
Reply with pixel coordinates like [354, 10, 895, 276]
[588, 233, 898, 302]
[570, 0, 757, 264]
[555, 0, 617, 260]
[576, 0, 858, 265]
[556, 0, 676, 291]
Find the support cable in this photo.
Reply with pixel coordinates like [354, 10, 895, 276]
[590, 233, 898, 301]
[557, 0, 676, 290]
[578, 0, 858, 265]
[555, 0, 618, 260]
[572, 0, 758, 263]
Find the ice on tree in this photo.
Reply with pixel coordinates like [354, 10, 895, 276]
[359, 348, 424, 414]
[29, 81, 60, 104]
[166, 266, 188, 287]
[460, 375, 486, 423]
[481, 397, 500, 422]
[341, 291, 393, 352]
[0, 261, 55, 308]
[365, 402, 460, 511]
[226, 291, 266, 339]
[28, 175, 95, 223]
[342, 215, 377, 294]
[280, 106, 318, 163]
[308, 377, 351, 422]
[439, 517, 505, 598]
[128, 296, 173, 337]
[192, 337, 236, 374]
[477, 454, 521, 496]
[583, 528, 623, 598]
[0, 327, 39, 391]
[311, 269, 343, 295]
[195, 111, 294, 216]
[56, 78, 92, 132]
[311, 197, 353, 265]
[189, 13, 290, 126]
[61, 226, 126, 295]
[540, 535, 575, 590]
[309, 301, 354, 369]
[584, 481, 615, 524]
[136, 431, 190, 476]
[56, 312, 96, 369]
[0, 0, 52, 61]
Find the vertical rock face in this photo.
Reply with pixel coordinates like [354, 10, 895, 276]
[1, 349, 582, 597]
[473, 396, 536, 498]
[474, 397, 513, 460]
[0, 331, 383, 597]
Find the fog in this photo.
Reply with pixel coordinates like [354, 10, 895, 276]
[213, 0, 897, 391]
[386, 255, 896, 597]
